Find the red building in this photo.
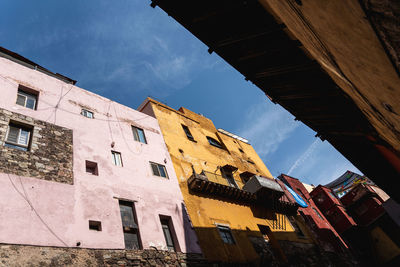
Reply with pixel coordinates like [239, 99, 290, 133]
[310, 185, 357, 234]
[311, 172, 400, 266]
[278, 174, 349, 254]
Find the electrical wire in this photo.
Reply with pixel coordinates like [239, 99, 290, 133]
[6, 173, 69, 247]
[111, 101, 143, 155]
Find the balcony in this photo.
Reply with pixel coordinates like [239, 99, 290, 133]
[187, 171, 255, 202]
[187, 170, 299, 215]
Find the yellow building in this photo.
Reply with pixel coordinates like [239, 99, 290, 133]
[139, 98, 314, 264]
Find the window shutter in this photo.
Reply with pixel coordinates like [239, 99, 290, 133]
[7, 126, 19, 143]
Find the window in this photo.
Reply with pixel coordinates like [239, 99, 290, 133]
[217, 225, 235, 244]
[238, 148, 244, 153]
[16, 88, 37, 110]
[181, 125, 195, 141]
[288, 216, 305, 238]
[119, 200, 141, 249]
[85, 160, 98, 175]
[160, 216, 178, 252]
[312, 207, 324, 220]
[221, 169, 238, 188]
[111, 151, 123, 166]
[150, 162, 168, 178]
[81, 109, 94, 119]
[89, 220, 102, 231]
[206, 136, 223, 149]
[5, 122, 32, 151]
[132, 126, 147, 144]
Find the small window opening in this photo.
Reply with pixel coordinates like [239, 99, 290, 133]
[5, 121, 33, 151]
[181, 125, 195, 141]
[85, 160, 98, 175]
[217, 225, 235, 244]
[81, 109, 94, 119]
[150, 162, 168, 178]
[89, 220, 102, 231]
[111, 151, 123, 166]
[239, 148, 244, 153]
[132, 126, 147, 144]
[16, 86, 38, 110]
[206, 136, 223, 149]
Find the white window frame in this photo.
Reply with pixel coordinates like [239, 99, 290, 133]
[16, 90, 37, 110]
[132, 126, 147, 144]
[150, 162, 168, 178]
[5, 124, 31, 150]
[111, 151, 123, 166]
[81, 109, 94, 119]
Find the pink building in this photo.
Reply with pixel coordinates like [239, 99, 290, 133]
[0, 47, 200, 253]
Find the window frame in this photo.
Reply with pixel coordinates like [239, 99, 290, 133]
[132, 126, 147, 144]
[111, 151, 123, 167]
[119, 200, 142, 250]
[81, 109, 94, 119]
[206, 136, 224, 149]
[4, 122, 33, 151]
[217, 225, 235, 245]
[16, 89, 38, 110]
[150, 162, 168, 178]
[181, 124, 195, 142]
[160, 216, 179, 252]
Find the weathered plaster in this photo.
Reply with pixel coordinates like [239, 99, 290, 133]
[0, 56, 201, 253]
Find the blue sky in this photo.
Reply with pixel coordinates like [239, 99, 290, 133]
[0, 0, 361, 185]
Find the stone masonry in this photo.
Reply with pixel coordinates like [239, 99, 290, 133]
[0, 108, 73, 184]
[0, 245, 209, 267]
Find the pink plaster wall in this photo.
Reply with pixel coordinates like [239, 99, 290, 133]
[0, 55, 201, 253]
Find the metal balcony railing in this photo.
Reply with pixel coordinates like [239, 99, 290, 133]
[200, 170, 242, 188]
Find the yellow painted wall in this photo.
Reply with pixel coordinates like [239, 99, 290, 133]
[370, 226, 400, 264]
[140, 98, 313, 263]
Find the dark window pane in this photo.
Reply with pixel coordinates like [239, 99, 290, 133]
[16, 94, 26, 106]
[119, 204, 138, 229]
[26, 98, 36, 109]
[132, 127, 139, 142]
[151, 163, 160, 176]
[138, 128, 147, 143]
[217, 226, 235, 244]
[7, 126, 19, 143]
[159, 165, 167, 178]
[182, 125, 194, 140]
[207, 136, 223, 148]
[124, 231, 140, 250]
[161, 220, 175, 251]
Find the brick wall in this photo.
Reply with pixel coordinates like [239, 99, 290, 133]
[0, 108, 73, 184]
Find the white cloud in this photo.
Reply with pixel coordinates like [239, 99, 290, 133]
[237, 101, 300, 156]
[286, 140, 362, 186]
[287, 139, 320, 176]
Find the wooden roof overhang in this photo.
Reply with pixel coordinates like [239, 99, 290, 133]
[149, 0, 400, 202]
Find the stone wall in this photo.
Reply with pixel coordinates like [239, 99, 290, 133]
[0, 245, 209, 267]
[0, 243, 361, 267]
[0, 108, 73, 184]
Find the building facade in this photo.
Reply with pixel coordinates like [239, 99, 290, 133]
[0, 47, 201, 254]
[278, 174, 349, 254]
[138, 98, 347, 265]
[311, 172, 400, 266]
